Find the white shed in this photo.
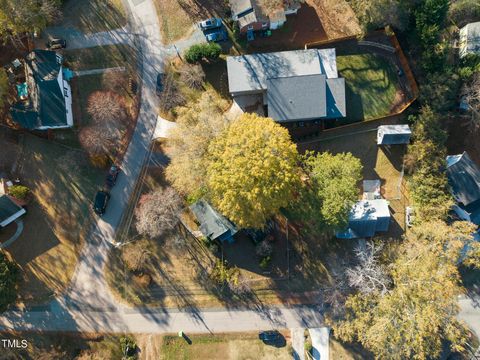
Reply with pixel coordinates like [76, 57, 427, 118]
[377, 124, 411, 145]
[459, 22, 480, 58]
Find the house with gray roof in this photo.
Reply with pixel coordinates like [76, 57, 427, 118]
[10, 50, 73, 130]
[336, 200, 391, 239]
[190, 200, 238, 243]
[226, 48, 346, 123]
[447, 152, 480, 226]
[459, 21, 480, 58]
[377, 124, 411, 145]
[0, 195, 26, 228]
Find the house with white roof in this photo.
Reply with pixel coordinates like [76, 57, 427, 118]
[459, 21, 480, 58]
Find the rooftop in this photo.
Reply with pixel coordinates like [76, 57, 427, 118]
[446, 151, 480, 207]
[190, 200, 238, 242]
[0, 195, 26, 228]
[460, 21, 480, 57]
[377, 124, 412, 145]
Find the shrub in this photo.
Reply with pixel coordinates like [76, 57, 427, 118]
[179, 63, 205, 90]
[0, 251, 19, 312]
[120, 336, 137, 360]
[256, 241, 273, 258]
[259, 256, 271, 269]
[185, 43, 221, 63]
[8, 185, 29, 200]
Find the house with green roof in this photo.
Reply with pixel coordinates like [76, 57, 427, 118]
[10, 50, 73, 130]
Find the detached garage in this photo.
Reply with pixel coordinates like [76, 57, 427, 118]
[377, 125, 411, 145]
[0, 195, 26, 228]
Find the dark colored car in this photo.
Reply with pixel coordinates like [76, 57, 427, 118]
[93, 190, 110, 216]
[46, 38, 67, 50]
[258, 330, 286, 347]
[199, 18, 222, 31]
[156, 73, 165, 96]
[204, 28, 228, 42]
[105, 165, 120, 188]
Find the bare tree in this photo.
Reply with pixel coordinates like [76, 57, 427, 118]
[87, 91, 127, 127]
[159, 73, 186, 112]
[461, 72, 480, 129]
[122, 244, 152, 273]
[256, 241, 273, 257]
[179, 63, 205, 90]
[78, 123, 123, 156]
[346, 242, 391, 295]
[228, 274, 252, 296]
[135, 187, 183, 239]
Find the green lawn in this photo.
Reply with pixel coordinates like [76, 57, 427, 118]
[336, 54, 400, 122]
[64, 44, 137, 72]
[61, 0, 126, 33]
[161, 333, 292, 360]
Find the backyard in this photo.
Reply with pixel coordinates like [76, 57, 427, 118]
[2, 134, 104, 304]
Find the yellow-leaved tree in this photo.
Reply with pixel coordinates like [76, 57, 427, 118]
[206, 113, 300, 229]
[333, 221, 480, 360]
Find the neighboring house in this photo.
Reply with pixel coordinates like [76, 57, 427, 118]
[230, 0, 301, 34]
[336, 200, 391, 239]
[377, 124, 411, 145]
[190, 199, 238, 243]
[459, 21, 480, 58]
[446, 152, 480, 226]
[227, 48, 346, 123]
[0, 195, 26, 228]
[10, 50, 73, 130]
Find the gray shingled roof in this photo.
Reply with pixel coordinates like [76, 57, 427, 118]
[227, 48, 339, 95]
[326, 78, 346, 118]
[446, 152, 480, 207]
[267, 74, 326, 122]
[190, 200, 237, 242]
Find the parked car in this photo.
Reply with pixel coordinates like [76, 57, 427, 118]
[259, 330, 281, 342]
[46, 38, 67, 50]
[406, 206, 414, 227]
[156, 73, 165, 96]
[93, 190, 110, 216]
[204, 28, 228, 42]
[105, 165, 120, 188]
[199, 18, 222, 31]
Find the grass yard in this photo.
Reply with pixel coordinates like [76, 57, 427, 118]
[61, 0, 126, 33]
[299, 124, 408, 238]
[4, 135, 104, 304]
[161, 333, 291, 360]
[64, 44, 137, 72]
[336, 54, 401, 122]
[330, 337, 373, 359]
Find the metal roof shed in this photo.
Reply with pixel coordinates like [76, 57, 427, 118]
[190, 200, 238, 243]
[377, 125, 411, 145]
[0, 195, 26, 228]
[336, 200, 390, 239]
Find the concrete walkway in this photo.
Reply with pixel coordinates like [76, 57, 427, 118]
[291, 328, 306, 360]
[44, 26, 132, 50]
[458, 296, 480, 340]
[0, 220, 23, 249]
[309, 327, 330, 360]
[73, 66, 126, 77]
[153, 116, 177, 139]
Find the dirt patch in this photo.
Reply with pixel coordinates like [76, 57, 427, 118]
[309, 0, 361, 39]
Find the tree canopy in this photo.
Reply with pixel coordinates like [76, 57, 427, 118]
[0, 251, 19, 312]
[206, 114, 300, 229]
[165, 90, 230, 197]
[293, 152, 362, 231]
[333, 221, 480, 360]
[0, 0, 61, 37]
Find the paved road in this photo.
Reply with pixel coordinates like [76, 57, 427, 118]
[0, 305, 323, 334]
[58, 0, 164, 312]
[458, 296, 480, 340]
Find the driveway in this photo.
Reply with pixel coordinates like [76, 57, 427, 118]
[43, 26, 132, 49]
